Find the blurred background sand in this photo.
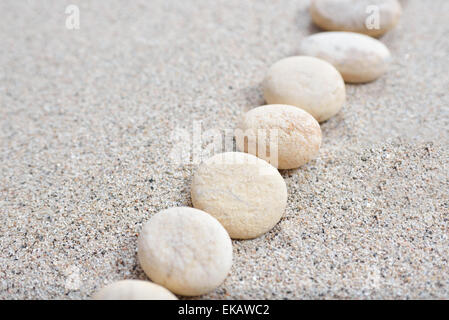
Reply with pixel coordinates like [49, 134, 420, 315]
[0, 0, 448, 299]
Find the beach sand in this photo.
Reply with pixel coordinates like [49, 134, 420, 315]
[0, 0, 448, 299]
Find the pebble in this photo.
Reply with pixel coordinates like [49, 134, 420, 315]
[92, 280, 178, 300]
[263, 56, 345, 122]
[191, 152, 287, 239]
[137, 207, 232, 296]
[299, 32, 391, 83]
[236, 104, 322, 169]
[310, 0, 402, 37]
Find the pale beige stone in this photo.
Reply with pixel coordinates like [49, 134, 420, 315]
[263, 56, 345, 122]
[236, 105, 322, 169]
[92, 280, 178, 300]
[137, 207, 232, 296]
[310, 0, 402, 37]
[299, 32, 391, 83]
[191, 152, 287, 239]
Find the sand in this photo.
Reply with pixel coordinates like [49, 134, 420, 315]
[0, 0, 448, 299]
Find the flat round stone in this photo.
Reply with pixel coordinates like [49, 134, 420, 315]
[191, 152, 287, 239]
[92, 280, 178, 300]
[299, 32, 391, 83]
[310, 0, 402, 37]
[263, 56, 345, 122]
[138, 207, 232, 296]
[236, 104, 322, 169]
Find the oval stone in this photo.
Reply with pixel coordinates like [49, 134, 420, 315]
[191, 152, 287, 239]
[138, 207, 233, 296]
[299, 32, 391, 83]
[236, 105, 322, 169]
[92, 280, 178, 300]
[310, 0, 402, 37]
[263, 56, 346, 122]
